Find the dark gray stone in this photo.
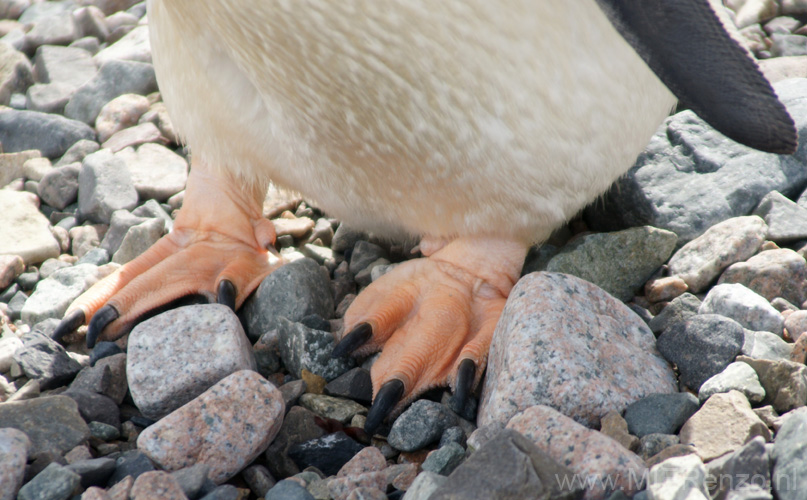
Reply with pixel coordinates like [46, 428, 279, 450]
[0, 396, 90, 455]
[387, 400, 459, 452]
[199, 484, 240, 500]
[585, 78, 807, 246]
[13, 330, 82, 390]
[430, 429, 583, 500]
[277, 318, 354, 381]
[65, 457, 116, 489]
[657, 314, 745, 390]
[439, 426, 467, 449]
[241, 464, 276, 498]
[266, 480, 315, 500]
[171, 463, 210, 500]
[78, 149, 138, 224]
[287, 431, 364, 477]
[107, 450, 155, 486]
[349, 240, 387, 275]
[421, 442, 466, 476]
[649, 293, 702, 336]
[76, 247, 110, 266]
[324, 367, 373, 404]
[55, 138, 99, 166]
[638, 433, 680, 460]
[0, 109, 95, 159]
[241, 258, 334, 341]
[64, 59, 157, 124]
[17, 462, 81, 500]
[88, 421, 119, 441]
[38, 164, 79, 210]
[71, 352, 127, 404]
[63, 389, 120, 429]
[624, 392, 700, 437]
[89, 341, 123, 366]
[99, 209, 147, 255]
[773, 408, 807, 500]
[706, 436, 770, 500]
[264, 406, 325, 479]
[331, 224, 367, 254]
[7, 290, 27, 320]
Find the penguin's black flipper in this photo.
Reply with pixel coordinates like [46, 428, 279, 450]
[595, 0, 797, 155]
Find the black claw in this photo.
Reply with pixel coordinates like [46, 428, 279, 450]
[52, 310, 85, 341]
[86, 305, 119, 349]
[331, 322, 372, 358]
[216, 279, 236, 311]
[453, 358, 476, 415]
[364, 379, 404, 435]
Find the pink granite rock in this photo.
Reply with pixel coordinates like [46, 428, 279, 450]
[80, 487, 112, 499]
[130, 471, 187, 500]
[338, 446, 387, 477]
[507, 405, 646, 500]
[0, 428, 30, 500]
[137, 370, 285, 483]
[479, 272, 676, 428]
[718, 249, 807, 306]
[329, 472, 388, 500]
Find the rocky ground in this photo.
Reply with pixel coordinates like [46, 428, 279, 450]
[2, 1, 807, 499]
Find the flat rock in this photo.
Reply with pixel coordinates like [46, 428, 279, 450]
[584, 78, 807, 246]
[70, 352, 127, 404]
[137, 370, 284, 483]
[0, 190, 60, 265]
[0, 254, 24, 290]
[773, 407, 807, 500]
[507, 405, 646, 500]
[115, 143, 187, 201]
[0, 428, 30, 500]
[0, 109, 95, 159]
[649, 292, 702, 335]
[718, 249, 807, 307]
[101, 121, 163, 153]
[699, 361, 766, 404]
[679, 391, 771, 461]
[127, 304, 257, 419]
[479, 272, 676, 428]
[78, 148, 138, 224]
[667, 216, 768, 293]
[38, 163, 80, 210]
[657, 314, 745, 390]
[737, 356, 807, 413]
[32, 44, 96, 91]
[0, 395, 90, 455]
[21, 263, 113, 325]
[12, 330, 82, 389]
[298, 393, 366, 424]
[287, 431, 364, 477]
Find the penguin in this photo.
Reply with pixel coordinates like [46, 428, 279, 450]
[55, 0, 796, 433]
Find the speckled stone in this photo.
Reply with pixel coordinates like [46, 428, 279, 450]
[298, 393, 367, 424]
[699, 283, 784, 335]
[737, 356, 807, 413]
[0, 428, 30, 500]
[127, 304, 257, 419]
[479, 272, 676, 428]
[679, 391, 771, 461]
[623, 392, 699, 437]
[791, 331, 807, 363]
[507, 405, 646, 500]
[646, 454, 709, 500]
[667, 216, 767, 293]
[137, 370, 285, 484]
[20, 263, 114, 326]
[277, 317, 353, 381]
[421, 442, 465, 476]
[718, 249, 807, 307]
[0, 255, 24, 290]
[337, 445, 386, 477]
[387, 400, 459, 452]
[130, 471, 187, 500]
[17, 463, 81, 500]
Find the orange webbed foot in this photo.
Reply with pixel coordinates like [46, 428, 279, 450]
[336, 237, 528, 433]
[53, 160, 283, 346]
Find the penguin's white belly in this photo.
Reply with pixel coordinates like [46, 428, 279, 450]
[148, 0, 675, 243]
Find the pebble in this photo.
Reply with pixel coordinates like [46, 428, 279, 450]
[17, 462, 81, 500]
[420, 442, 465, 476]
[0, 190, 61, 265]
[599, 411, 639, 452]
[402, 471, 446, 500]
[298, 393, 367, 424]
[699, 361, 766, 404]
[139, 101, 178, 144]
[287, 431, 365, 477]
[130, 471, 187, 500]
[0, 428, 30, 500]
[646, 454, 709, 500]
[171, 463, 211, 499]
[101, 121, 164, 152]
[742, 330, 793, 360]
[276, 317, 353, 381]
[0, 255, 24, 290]
[507, 405, 645, 500]
[387, 400, 458, 452]
[66, 457, 116, 489]
[126, 304, 256, 419]
[33, 45, 97, 92]
[116, 143, 188, 201]
[0, 395, 90, 455]
[95, 93, 151, 143]
[657, 314, 745, 390]
[266, 480, 315, 500]
[241, 258, 334, 341]
[20, 263, 113, 326]
[752, 190, 807, 242]
[679, 391, 771, 461]
[623, 392, 699, 437]
[263, 406, 324, 478]
[648, 292, 702, 335]
[64, 59, 157, 124]
[71, 351, 127, 404]
[737, 356, 807, 413]
[94, 24, 150, 65]
[12, 330, 83, 389]
[56, 139, 99, 166]
[137, 370, 285, 483]
[78, 149, 139, 224]
[545, 226, 677, 301]
[772, 407, 807, 500]
[0, 42, 33, 105]
[111, 217, 165, 263]
[638, 433, 681, 461]
[68, 224, 106, 259]
[324, 367, 373, 404]
[0, 109, 96, 159]
[64, 388, 121, 428]
[706, 436, 770, 500]
[480, 272, 676, 428]
[699, 284, 784, 335]
[718, 248, 807, 306]
[107, 450, 155, 487]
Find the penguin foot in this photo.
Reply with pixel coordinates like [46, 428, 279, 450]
[337, 237, 528, 433]
[53, 161, 282, 346]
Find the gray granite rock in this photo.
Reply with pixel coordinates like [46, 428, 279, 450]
[277, 318, 354, 381]
[0, 109, 95, 160]
[667, 216, 768, 293]
[387, 400, 458, 452]
[111, 217, 165, 264]
[699, 361, 766, 404]
[649, 292, 703, 335]
[21, 263, 111, 325]
[17, 462, 81, 500]
[700, 284, 784, 335]
[772, 407, 807, 500]
[0, 190, 60, 265]
[70, 352, 127, 404]
[298, 393, 366, 424]
[706, 436, 770, 500]
[99, 209, 147, 255]
[421, 442, 465, 476]
[657, 314, 745, 390]
[24, 11, 78, 48]
[78, 148, 138, 224]
[0, 395, 90, 455]
[12, 330, 82, 389]
[624, 392, 700, 437]
[127, 304, 256, 419]
[241, 258, 334, 341]
[545, 226, 677, 301]
[479, 272, 675, 428]
[585, 78, 807, 246]
[132, 199, 173, 232]
[64, 59, 157, 124]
